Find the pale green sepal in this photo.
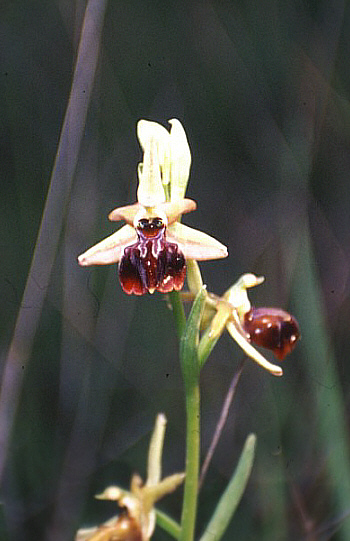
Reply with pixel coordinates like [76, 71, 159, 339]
[137, 119, 171, 188]
[199, 434, 257, 541]
[168, 119, 192, 202]
[226, 320, 283, 376]
[137, 120, 170, 162]
[180, 286, 207, 382]
[137, 137, 166, 206]
[77, 224, 136, 266]
[167, 222, 228, 261]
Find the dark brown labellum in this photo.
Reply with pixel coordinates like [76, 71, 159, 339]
[118, 218, 186, 295]
[243, 307, 300, 360]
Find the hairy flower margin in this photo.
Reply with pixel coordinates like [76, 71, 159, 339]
[76, 414, 185, 541]
[198, 272, 300, 377]
[78, 119, 228, 295]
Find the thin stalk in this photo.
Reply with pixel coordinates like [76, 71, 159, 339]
[180, 381, 201, 541]
[169, 290, 187, 338]
[178, 288, 206, 541]
[199, 358, 246, 489]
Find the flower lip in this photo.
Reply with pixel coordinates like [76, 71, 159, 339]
[243, 307, 300, 360]
[118, 223, 186, 295]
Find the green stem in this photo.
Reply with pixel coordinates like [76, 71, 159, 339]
[156, 509, 182, 540]
[180, 380, 200, 541]
[169, 290, 186, 338]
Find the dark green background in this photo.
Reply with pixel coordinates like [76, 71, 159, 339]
[1, 0, 350, 539]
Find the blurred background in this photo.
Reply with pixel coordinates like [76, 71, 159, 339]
[1, 0, 350, 539]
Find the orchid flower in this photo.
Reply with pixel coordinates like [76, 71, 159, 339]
[78, 119, 228, 295]
[199, 273, 300, 377]
[75, 414, 185, 541]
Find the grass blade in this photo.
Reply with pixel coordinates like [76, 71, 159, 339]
[0, 0, 108, 483]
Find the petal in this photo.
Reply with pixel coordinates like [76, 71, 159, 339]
[108, 203, 142, 224]
[78, 225, 137, 266]
[160, 198, 197, 225]
[226, 320, 283, 377]
[168, 119, 191, 201]
[137, 120, 170, 167]
[167, 222, 228, 261]
[137, 137, 166, 206]
[137, 120, 171, 206]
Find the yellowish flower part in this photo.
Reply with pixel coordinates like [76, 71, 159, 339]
[225, 273, 265, 320]
[78, 119, 228, 276]
[201, 274, 283, 377]
[168, 119, 192, 201]
[75, 414, 185, 541]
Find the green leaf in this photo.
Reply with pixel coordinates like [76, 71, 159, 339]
[198, 325, 220, 368]
[180, 286, 207, 382]
[199, 433, 257, 541]
[198, 300, 231, 368]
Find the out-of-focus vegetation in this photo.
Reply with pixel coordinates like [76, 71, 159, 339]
[1, 0, 350, 540]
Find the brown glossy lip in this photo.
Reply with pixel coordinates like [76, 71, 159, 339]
[244, 307, 300, 360]
[118, 224, 186, 295]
